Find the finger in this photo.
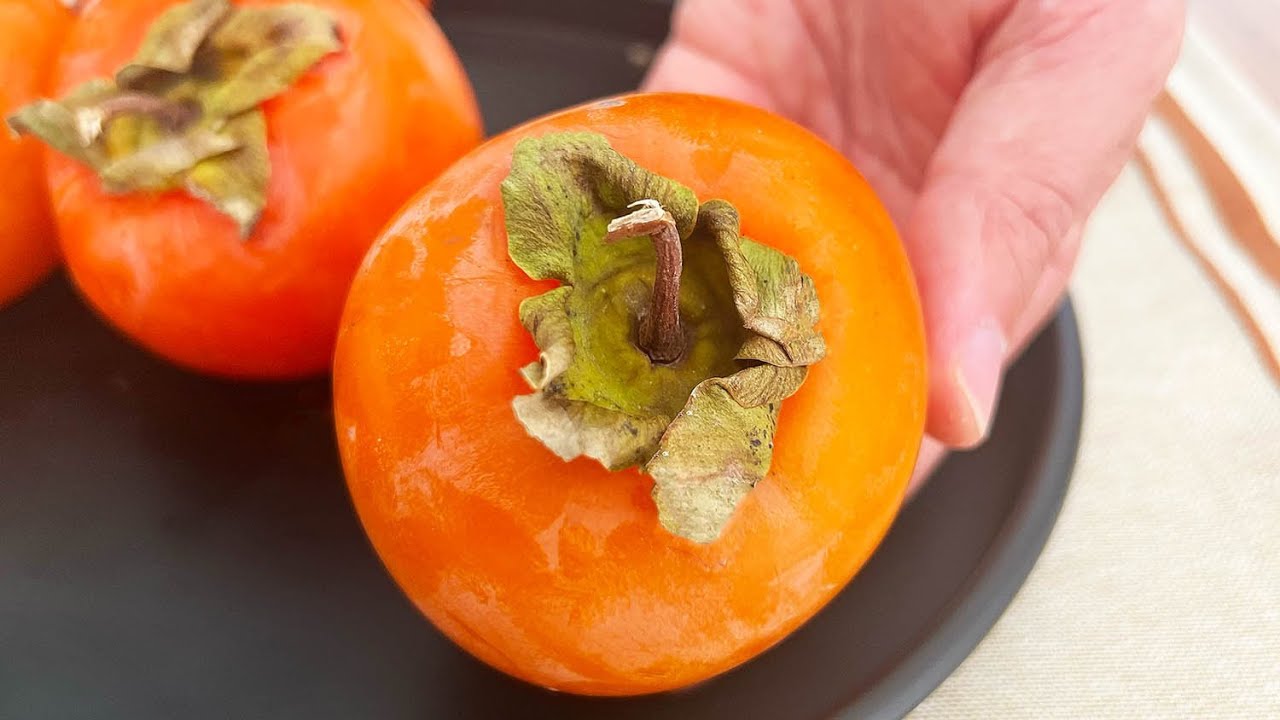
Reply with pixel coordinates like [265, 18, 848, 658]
[906, 436, 947, 500]
[909, 0, 1184, 447]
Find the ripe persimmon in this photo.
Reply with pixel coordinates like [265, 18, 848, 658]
[10, 0, 481, 378]
[334, 93, 926, 695]
[0, 0, 74, 308]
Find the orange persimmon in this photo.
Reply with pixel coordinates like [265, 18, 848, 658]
[14, 0, 480, 378]
[334, 93, 926, 695]
[0, 0, 74, 308]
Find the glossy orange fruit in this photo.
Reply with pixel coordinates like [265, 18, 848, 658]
[42, 0, 481, 378]
[334, 93, 926, 695]
[0, 0, 74, 308]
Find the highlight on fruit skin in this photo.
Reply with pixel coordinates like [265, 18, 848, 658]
[8, 0, 482, 379]
[333, 92, 927, 696]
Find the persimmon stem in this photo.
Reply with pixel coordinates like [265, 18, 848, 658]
[643, 220, 684, 363]
[606, 199, 685, 364]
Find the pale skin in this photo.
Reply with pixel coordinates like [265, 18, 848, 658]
[644, 0, 1186, 491]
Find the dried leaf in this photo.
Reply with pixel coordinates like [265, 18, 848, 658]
[101, 127, 239, 193]
[203, 5, 341, 117]
[513, 395, 668, 472]
[700, 200, 827, 366]
[501, 131, 699, 283]
[183, 112, 268, 237]
[116, 0, 233, 88]
[6, 81, 118, 168]
[719, 364, 808, 408]
[648, 380, 776, 544]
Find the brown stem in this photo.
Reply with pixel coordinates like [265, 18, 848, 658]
[640, 220, 684, 363]
[605, 200, 685, 364]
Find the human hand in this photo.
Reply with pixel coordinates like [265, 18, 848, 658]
[644, 0, 1185, 491]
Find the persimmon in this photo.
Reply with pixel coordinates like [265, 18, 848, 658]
[9, 0, 481, 378]
[333, 93, 926, 695]
[0, 0, 74, 308]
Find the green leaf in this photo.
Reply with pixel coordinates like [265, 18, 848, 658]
[516, 287, 577, 389]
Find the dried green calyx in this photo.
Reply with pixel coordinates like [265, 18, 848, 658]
[6, 0, 343, 238]
[502, 132, 826, 544]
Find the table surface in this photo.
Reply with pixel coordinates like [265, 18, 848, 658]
[910, 6, 1280, 718]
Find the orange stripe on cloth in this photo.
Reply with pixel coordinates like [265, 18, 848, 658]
[1155, 93, 1280, 291]
[1135, 115, 1280, 385]
[1135, 151, 1280, 385]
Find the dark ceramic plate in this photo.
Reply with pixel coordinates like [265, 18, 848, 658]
[0, 1, 1083, 718]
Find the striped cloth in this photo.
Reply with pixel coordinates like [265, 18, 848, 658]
[910, 17, 1280, 720]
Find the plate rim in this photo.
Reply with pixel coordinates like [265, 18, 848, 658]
[839, 300, 1084, 720]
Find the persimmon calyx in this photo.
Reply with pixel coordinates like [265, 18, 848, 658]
[6, 0, 342, 238]
[501, 131, 827, 544]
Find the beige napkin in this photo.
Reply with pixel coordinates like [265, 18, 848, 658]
[909, 21, 1280, 720]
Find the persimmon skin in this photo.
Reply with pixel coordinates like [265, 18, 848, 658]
[334, 93, 926, 695]
[46, 0, 481, 378]
[0, 0, 72, 309]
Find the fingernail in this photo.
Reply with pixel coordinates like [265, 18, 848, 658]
[952, 318, 1007, 446]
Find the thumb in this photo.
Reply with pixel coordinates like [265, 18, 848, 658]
[911, 0, 1183, 447]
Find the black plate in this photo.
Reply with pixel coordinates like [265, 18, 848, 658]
[0, 2, 1082, 718]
